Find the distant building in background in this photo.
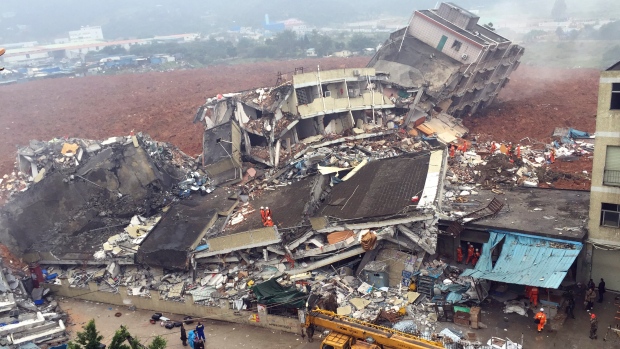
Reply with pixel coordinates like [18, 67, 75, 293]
[369, 2, 524, 118]
[69, 26, 104, 42]
[586, 60, 620, 292]
[306, 48, 317, 57]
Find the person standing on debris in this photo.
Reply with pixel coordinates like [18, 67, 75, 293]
[196, 322, 206, 341]
[180, 324, 187, 346]
[585, 286, 596, 311]
[265, 207, 272, 219]
[598, 278, 606, 303]
[550, 148, 556, 163]
[490, 142, 497, 154]
[466, 243, 474, 264]
[589, 313, 598, 339]
[456, 246, 463, 263]
[516, 144, 521, 159]
[471, 249, 481, 266]
[530, 286, 539, 307]
[534, 308, 546, 333]
[260, 207, 266, 225]
[450, 143, 456, 158]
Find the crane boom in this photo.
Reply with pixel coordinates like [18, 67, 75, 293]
[304, 309, 445, 349]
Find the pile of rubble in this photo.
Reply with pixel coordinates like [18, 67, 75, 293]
[1, 133, 201, 203]
[445, 131, 593, 193]
[0, 263, 68, 347]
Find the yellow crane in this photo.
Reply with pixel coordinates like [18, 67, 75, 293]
[301, 309, 446, 349]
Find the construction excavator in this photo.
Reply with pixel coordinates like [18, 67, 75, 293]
[301, 308, 446, 349]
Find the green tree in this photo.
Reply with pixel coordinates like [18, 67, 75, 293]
[273, 30, 299, 57]
[147, 336, 167, 349]
[108, 325, 167, 349]
[347, 34, 374, 52]
[100, 45, 128, 56]
[68, 320, 103, 349]
[551, 0, 568, 21]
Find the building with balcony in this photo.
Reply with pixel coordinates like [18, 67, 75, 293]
[368, 2, 524, 118]
[193, 67, 397, 172]
[586, 60, 620, 291]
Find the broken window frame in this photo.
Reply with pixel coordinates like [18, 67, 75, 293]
[601, 202, 620, 228]
[451, 40, 463, 51]
[611, 83, 620, 110]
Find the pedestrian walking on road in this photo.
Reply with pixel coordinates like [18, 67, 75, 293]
[585, 287, 596, 311]
[180, 324, 187, 346]
[534, 308, 547, 333]
[589, 313, 598, 339]
[196, 322, 206, 340]
[598, 278, 606, 303]
[587, 279, 595, 290]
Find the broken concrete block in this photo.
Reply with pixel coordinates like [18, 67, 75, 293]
[337, 305, 352, 316]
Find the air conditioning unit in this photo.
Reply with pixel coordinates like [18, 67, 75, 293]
[324, 91, 332, 97]
[352, 69, 360, 76]
[462, 54, 469, 60]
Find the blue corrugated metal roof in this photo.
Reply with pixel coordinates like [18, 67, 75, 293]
[461, 231, 582, 288]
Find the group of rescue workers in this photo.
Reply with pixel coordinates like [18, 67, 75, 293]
[449, 140, 557, 164]
[456, 242, 481, 267]
[259, 206, 274, 227]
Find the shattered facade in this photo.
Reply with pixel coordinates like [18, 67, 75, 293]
[194, 68, 398, 169]
[369, 2, 524, 118]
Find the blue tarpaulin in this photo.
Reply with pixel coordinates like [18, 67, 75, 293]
[568, 128, 590, 138]
[461, 231, 582, 288]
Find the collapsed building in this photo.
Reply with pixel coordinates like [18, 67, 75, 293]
[0, 2, 596, 347]
[369, 2, 524, 118]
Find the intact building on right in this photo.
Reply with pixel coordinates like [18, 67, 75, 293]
[587, 60, 620, 291]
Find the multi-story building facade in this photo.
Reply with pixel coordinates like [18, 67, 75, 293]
[69, 26, 104, 42]
[369, 2, 524, 118]
[587, 60, 620, 291]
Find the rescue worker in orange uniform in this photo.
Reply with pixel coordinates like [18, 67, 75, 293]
[260, 207, 266, 225]
[466, 243, 475, 264]
[516, 144, 521, 159]
[265, 207, 272, 220]
[490, 142, 496, 154]
[450, 143, 456, 158]
[530, 286, 539, 307]
[550, 148, 556, 163]
[456, 246, 463, 263]
[462, 141, 469, 152]
[471, 248, 481, 266]
[525, 286, 532, 299]
[264, 216, 274, 227]
[534, 308, 546, 333]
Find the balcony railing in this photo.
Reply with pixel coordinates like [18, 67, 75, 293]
[604, 169, 620, 186]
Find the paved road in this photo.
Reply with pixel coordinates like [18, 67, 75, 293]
[61, 295, 620, 349]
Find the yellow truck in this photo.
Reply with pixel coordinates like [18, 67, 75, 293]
[301, 309, 446, 349]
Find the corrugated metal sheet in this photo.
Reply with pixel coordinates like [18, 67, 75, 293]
[461, 231, 582, 288]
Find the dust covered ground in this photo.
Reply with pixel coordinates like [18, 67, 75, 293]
[0, 57, 370, 176]
[0, 61, 598, 189]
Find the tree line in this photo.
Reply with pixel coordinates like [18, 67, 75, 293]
[87, 31, 383, 66]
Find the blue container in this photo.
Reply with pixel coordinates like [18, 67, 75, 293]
[46, 273, 58, 280]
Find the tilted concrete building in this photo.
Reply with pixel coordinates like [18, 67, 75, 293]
[586, 60, 620, 291]
[369, 2, 524, 118]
